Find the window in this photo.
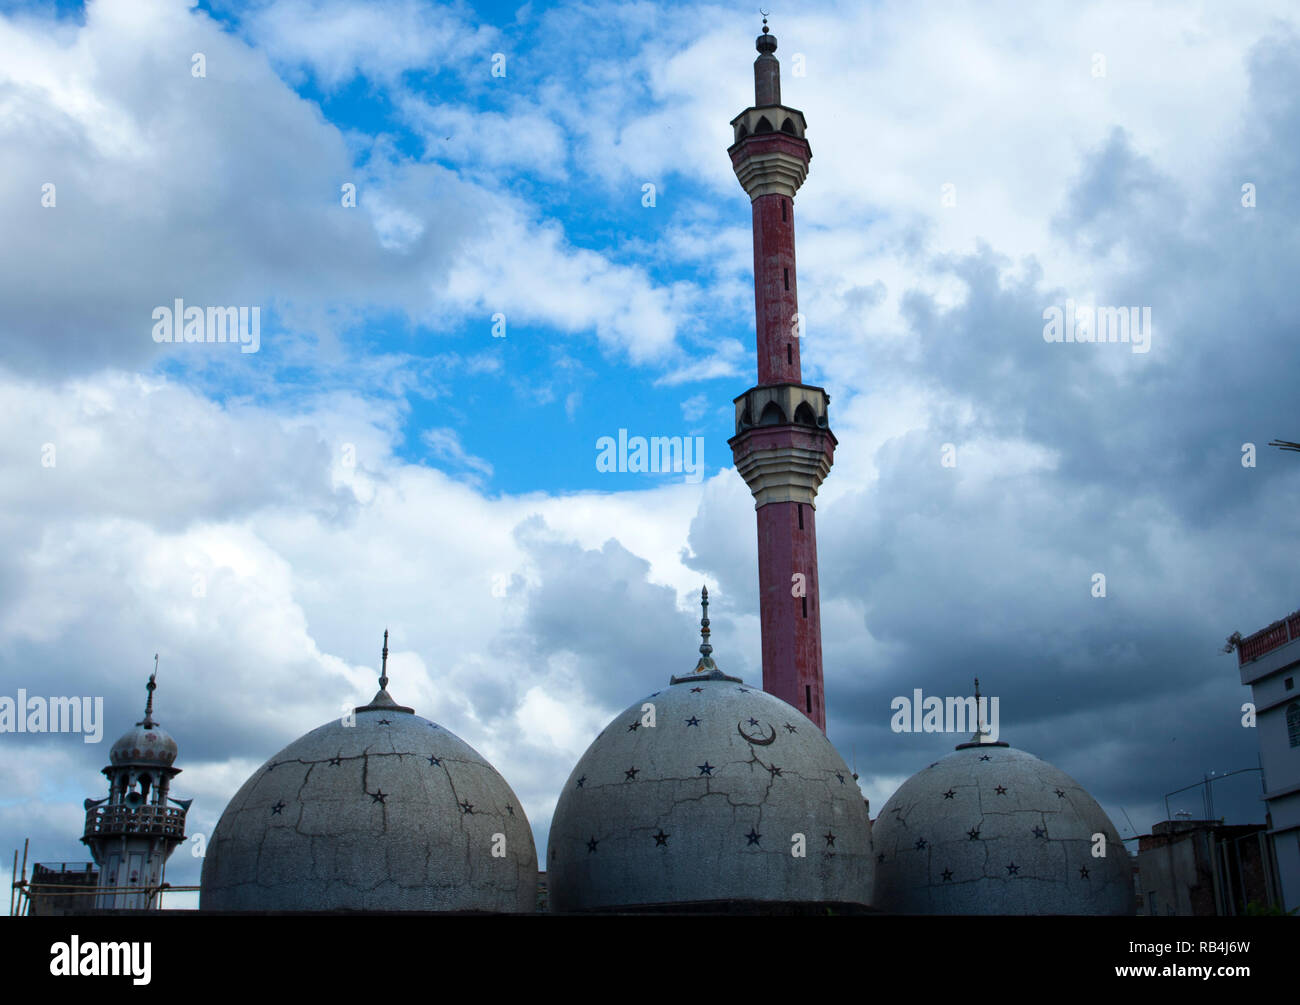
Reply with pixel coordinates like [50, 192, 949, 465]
[805, 685, 812, 713]
[801, 596, 807, 618]
[1286, 676, 1295, 691]
[798, 503, 804, 530]
[784, 267, 789, 291]
[781, 199, 787, 222]
[787, 343, 792, 365]
[1288, 702, 1300, 748]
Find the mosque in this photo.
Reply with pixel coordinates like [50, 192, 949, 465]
[33, 22, 1134, 916]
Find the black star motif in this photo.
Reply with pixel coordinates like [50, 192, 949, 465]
[941, 868, 953, 882]
[1032, 825, 1046, 839]
[506, 804, 514, 816]
[685, 716, 700, 727]
[427, 754, 441, 766]
[943, 788, 955, 799]
[459, 800, 474, 814]
[587, 837, 598, 853]
[767, 764, 782, 777]
[1055, 788, 1066, 798]
[836, 772, 846, 784]
[427, 722, 438, 729]
[1079, 866, 1090, 879]
[266, 762, 277, 772]
[737, 688, 750, 693]
[377, 718, 391, 725]
[698, 762, 714, 776]
[748, 717, 759, 726]
[624, 767, 640, 781]
[627, 721, 641, 732]
[784, 723, 797, 733]
[928, 762, 938, 769]
[1006, 862, 1020, 875]
[271, 800, 285, 815]
[576, 775, 586, 789]
[824, 832, 836, 847]
[690, 687, 703, 693]
[371, 790, 387, 804]
[914, 837, 927, 850]
[653, 830, 669, 847]
[968, 827, 980, 841]
[745, 828, 762, 846]
[328, 756, 342, 766]
[995, 785, 1007, 795]
[979, 754, 991, 761]
[650, 691, 661, 697]
[877, 852, 886, 863]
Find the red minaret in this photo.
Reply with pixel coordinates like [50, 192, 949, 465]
[728, 19, 836, 731]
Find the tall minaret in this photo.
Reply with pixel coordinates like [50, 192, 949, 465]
[728, 18, 836, 731]
[82, 664, 189, 909]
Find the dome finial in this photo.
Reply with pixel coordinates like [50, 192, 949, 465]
[140, 654, 158, 727]
[355, 628, 414, 714]
[380, 629, 390, 691]
[671, 587, 742, 684]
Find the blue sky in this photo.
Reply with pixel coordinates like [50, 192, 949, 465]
[2, 0, 1300, 907]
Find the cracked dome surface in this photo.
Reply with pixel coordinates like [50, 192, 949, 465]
[547, 678, 873, 912]
[200, 708, 537, 912]
[872, 744, 1133, 915]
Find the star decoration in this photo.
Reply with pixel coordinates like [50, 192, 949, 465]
[941, 868, 953, 882]
[624, 767, 640, 781]
[271, 801, 285, 815]
[943, 788, 955, 799]
[784, 723, 797, 733]
[928, 762, 938, 769]
[1079, 866, 1090, 879]
[627, 721, 641, 732]
[995, 785, 1007, 795]
[650, 691, 661, 697]
[576, 775, 586, 789]
[737, 688, 750, 693]
[979, 754, 991, 761]
[371, 790, 387, 804]
[1055, 788, 1066, 798]
[690, 687, 703, 693]
[653, 830, 669, 847]
[745, 828, 762, 846]
[506, 804, 514, 816]
[1032, 826, 1046, 839]
[914, 838, 927, 850]
[748, 717, 760, 726]
[587, 837, 599, 853]
[377, 718, 391, 726]
[266, 762, 277, 772]
[877, 853, 886, 863]
[698, 762, 714, 776]
[1006, 862, 1020, 875]
[685, 716, 700, 727]
[328, 756, 342, 766]
[427, 755, 441, 766]
[459, 800, 474, 814]
[968, 827, 980, 841]
[767, 764, 782, 777]
[824, 832, 836, 847]
[427, 722, 439, 729]
[836, 773, 846, 784]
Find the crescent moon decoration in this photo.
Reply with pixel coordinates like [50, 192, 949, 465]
[737, 721, 776, 746]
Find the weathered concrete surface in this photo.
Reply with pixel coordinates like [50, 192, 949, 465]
[548, 678, 872, 911]
[872, 744, 1134, 915]
[200, 710, 536, 912]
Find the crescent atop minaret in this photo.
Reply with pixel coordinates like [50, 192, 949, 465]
[737, 721, 776, 746]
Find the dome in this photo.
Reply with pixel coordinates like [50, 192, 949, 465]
[109, 671, 177, 767]
[872, 733, 1133, 915]
[200, 635, 537, 912]
[547, 590, 872, 913]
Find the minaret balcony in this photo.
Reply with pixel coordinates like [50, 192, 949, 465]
[729, 384, 836, 509]
[83, 803, 187, 842]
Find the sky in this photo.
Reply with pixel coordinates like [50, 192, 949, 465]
[2, 0, 1299, 910]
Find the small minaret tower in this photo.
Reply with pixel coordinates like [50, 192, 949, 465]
[82, 660, 189, 909]
[728, 18, 836, 731]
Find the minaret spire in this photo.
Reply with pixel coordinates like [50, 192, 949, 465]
[380, 628, 390, 691]
[140, 654, 158, 727]
[727, 23, 835, 730]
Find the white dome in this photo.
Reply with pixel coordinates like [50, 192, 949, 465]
[872, 742, 1133, 915]
[548, 670, 873, 912]
[201, 684, 537, 913]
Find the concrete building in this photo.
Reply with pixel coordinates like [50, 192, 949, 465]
[873, 716, 1134, 915]
[728, 17, 835, 731]
[1232, 606, 1300, 912]
[80, 670, 188, 910]
[1136, 819, 1279, 915]
[547, 589, 873, 913]
[199, 632, 537, 912]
